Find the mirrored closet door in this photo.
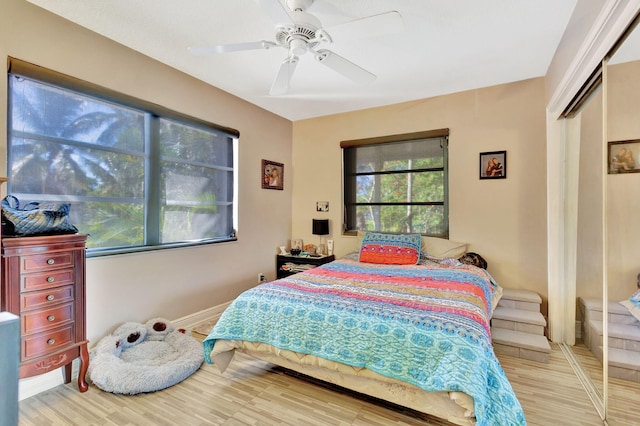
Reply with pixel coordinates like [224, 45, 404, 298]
[560, 11, 640, 425]
[573, 70, 605, 403]
[603, 17, 640, 425]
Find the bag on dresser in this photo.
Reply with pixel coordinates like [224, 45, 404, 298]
[1, 195, 78, 236]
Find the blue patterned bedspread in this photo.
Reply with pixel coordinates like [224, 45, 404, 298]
[203, 257, 525, 425]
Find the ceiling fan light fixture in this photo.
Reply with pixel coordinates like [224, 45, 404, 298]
[289, 38, 308, 56]
[275, 10, 321, 49]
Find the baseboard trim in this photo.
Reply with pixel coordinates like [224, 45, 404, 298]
[18, 301, 232, 401]
[172, 301, 231, 330]
[19, 369, 68, 401]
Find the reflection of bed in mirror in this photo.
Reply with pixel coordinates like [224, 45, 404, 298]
[203, 247, 524, 426]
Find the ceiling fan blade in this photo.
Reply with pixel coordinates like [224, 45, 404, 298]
[325, 11, 404, 41]
[188, 41, 275, 55]
[270, 56, 299, 95]
[255, 0, 294, 25]
[314, 49, 376, 85]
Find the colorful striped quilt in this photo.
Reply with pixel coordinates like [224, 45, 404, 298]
[203, 257, 525, 426]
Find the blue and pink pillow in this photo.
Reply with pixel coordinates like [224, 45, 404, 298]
[621, 289, 640, 322]
[359, 232, 422, 265]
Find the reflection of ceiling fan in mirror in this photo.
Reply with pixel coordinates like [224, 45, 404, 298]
[189, 0, 403, 95]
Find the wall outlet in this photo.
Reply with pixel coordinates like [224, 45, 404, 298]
[258, 273, 266, 284]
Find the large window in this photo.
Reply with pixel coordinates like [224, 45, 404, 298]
[7, 59, 238, 255]
[342, 130, 449, 237]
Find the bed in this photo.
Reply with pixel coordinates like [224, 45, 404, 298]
[203, 234, 525, 426]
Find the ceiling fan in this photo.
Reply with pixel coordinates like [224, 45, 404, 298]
[189, 0, 403, 95]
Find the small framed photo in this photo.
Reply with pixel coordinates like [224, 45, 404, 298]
[316, 201, 329, 212]
[608, 140, 640, 174]
[480, 151, 507, 179]
[262, 159, 284, 190]
[291, 239, 303, 250]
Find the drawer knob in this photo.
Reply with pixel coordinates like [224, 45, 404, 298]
[47, 276, 55, 283]
[47, 339, 55, 345]
[47, 315, 55, 322]
[47, 258, 55, 265]
[46, 294, 55, 301]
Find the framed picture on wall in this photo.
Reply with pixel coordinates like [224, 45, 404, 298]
[608, 140, 640, 174]
[479, 151, 507, 179]
[316, 201, 329, 212]
[262, 159, 284, 190]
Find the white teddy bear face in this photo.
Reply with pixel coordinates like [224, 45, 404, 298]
[145, 317, 176, 341]
[111, 322, 148, 350]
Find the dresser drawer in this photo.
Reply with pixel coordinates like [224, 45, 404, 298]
[21, 285, 74, 311]
[20, 285, 74, 312]
[21, 251, 75, 273]
[21, 302, 74, 335]
[22, 325, 74, 360]
[21, 269, 75, 292]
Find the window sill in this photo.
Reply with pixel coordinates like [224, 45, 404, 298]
[86, 237, 237, 258]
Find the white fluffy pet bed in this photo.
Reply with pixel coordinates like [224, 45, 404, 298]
[88, 318, 204, 394]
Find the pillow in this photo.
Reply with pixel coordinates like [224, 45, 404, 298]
[359, 232, 422, 265]
[422, 236, 467, 259]
[459, 252, 488, 269]
[491, 284, 504, 312]
[620, 289, 640, 322]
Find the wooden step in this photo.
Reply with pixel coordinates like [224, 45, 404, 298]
[498, 288, 542, 312]
[607, 347, 640, 382]
[492, 307, 546, 335]
[579, 297, 639, 325]
[588, 320, 640, 352]
[491, 327, 551, 363]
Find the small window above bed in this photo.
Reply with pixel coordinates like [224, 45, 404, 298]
[341, 129, 449, 238]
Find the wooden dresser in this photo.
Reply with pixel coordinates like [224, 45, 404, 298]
[0, 234, 89, 392]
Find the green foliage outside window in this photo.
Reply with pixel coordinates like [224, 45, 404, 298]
[344, 136, 448, 237]
[8, 72, 235, 253]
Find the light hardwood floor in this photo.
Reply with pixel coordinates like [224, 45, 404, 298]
[571, 343, 639, 426]
[17, 339, 624, 426]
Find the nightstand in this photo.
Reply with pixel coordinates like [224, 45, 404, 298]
[276, 254, 335, 279]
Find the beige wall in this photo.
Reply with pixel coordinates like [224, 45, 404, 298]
[2, 0, 292, 343]
[292, 78, 549, 308]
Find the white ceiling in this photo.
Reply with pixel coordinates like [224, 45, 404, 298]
[26, 0, 578, 121]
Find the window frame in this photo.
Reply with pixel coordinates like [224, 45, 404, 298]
[341, 129, 449, 238]
[7, 57, 239, 257]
